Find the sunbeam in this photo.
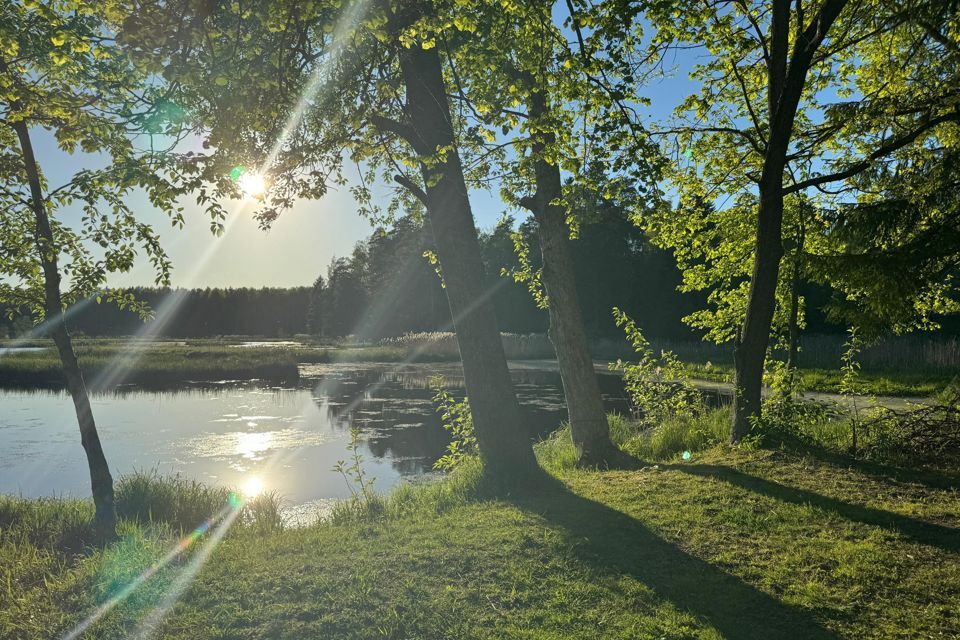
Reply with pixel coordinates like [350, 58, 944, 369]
[59, 500, 242, 640]
[129, 506, 244, 639]
[85, 195, 252, 391]
[259, 0, 370, 173]
[82, 0, 372, 392]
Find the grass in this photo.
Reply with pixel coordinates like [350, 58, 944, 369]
[0, 335, 551, 388]
[2, 425, 958, 639]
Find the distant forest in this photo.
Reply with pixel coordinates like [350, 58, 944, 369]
[1, 208, 950, 341]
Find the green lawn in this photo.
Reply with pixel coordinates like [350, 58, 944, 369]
[2, 440, 958, 639]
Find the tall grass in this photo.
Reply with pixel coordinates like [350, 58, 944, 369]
[0, 472, 284, 557]
[0, 343, 300, 388]
[327, 456, 485, 524]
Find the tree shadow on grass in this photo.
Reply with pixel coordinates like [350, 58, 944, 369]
[669, 463, 960, 554]
[507, 472, 841, 640]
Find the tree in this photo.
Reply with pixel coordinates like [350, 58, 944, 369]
[0, 1, 223, 533]
[324, 257, 366, 338]
[642, 0, 960, 440]
[306, 275, 325, 337]
[435, 0, 658, 465]
[808, 149, 960, 336]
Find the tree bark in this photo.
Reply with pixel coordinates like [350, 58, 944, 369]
[732, 184, 784, 441]
[393, 36, 538, 479]
[522, 93, 622, 467]
[11, 119, 117, 535]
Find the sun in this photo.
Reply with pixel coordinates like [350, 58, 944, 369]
[237, 171, 267, 199]
[241, 476, 264, 498]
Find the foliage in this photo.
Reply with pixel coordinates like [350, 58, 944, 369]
[611, 307, 703, 428]
[333, 427, 376, 503]
[809, 149, 960, 335]
[429, 0, 661, 225]
[840, 326, 865, 452]
[641, 0, 960, 343]
[0, 0, 225, 322]
[429, 376, 477, 471]
[305, 275, 325, 337]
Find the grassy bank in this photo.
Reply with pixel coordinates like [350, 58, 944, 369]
[0, 342, 302, 387]
[1, 337, 954, 396]
[2, 427, 958, 639]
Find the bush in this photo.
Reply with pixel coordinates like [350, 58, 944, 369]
[429, 376, 477, 471]
[611, 308, 705, 428]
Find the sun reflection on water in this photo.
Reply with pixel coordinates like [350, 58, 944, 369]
[235, 431, 274, 460]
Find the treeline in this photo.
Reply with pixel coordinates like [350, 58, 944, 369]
[0, 288, 310, 339]
[312, 209, 707, 341]
[0, 207, 881, 342]
[0, 209, 710, 341]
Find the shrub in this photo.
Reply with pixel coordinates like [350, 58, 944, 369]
[429, 376, 477, 471]
[611, 308, 705, 428]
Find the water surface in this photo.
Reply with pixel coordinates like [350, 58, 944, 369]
[0, 363, 628, 522]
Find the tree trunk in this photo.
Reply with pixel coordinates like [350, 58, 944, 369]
[522, 93, 621, 467]
[731, 183, 784, 442]
[11, 119, 117, 535]
[395, 41, 538, 479]
[534, 208, 622, 465]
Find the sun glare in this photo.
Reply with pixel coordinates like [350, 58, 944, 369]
[237, 171, 267, 199]
[241, 476, 265, 498]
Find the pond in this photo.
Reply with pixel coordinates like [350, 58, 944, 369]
[0, 363, 629, 524]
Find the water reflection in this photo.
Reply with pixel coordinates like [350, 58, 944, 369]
[0, 363, 630, 521]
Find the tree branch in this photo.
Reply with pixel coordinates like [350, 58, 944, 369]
[785, 110, 960, 194]
[393, 173, 428, 206]
[368, 113, 427, 154]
